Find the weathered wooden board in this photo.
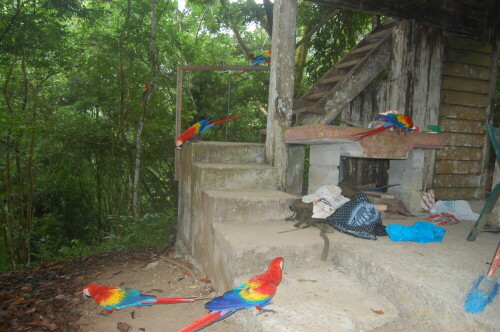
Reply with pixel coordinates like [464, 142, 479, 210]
[435, 160, 483, 174]
[445, 49, 492, 67]
[441, 132, 484, 147]
[446, 35, 493, 53]
[439, 104, 487, 121]
[434, 174, 482, 187]
[436, 146, 483, 161]
[442, 63, 491, 80]
[441, 76, 491, 94]
[441, 90, 490, 107]
[439, 118, 486, 134]
[434, 187, 481, 200]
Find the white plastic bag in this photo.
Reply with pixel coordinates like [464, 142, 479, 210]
[429, 200, 479, 221]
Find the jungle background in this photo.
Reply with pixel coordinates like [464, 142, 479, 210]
[0, 0, 498, 271]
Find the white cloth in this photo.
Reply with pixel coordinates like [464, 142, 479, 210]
[302, 185, 350, 219]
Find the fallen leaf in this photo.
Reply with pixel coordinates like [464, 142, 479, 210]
[117, 321, 131, 332]
[371, 309, 384, 314]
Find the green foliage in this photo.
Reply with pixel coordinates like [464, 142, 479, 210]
[1, 0, 495, 271]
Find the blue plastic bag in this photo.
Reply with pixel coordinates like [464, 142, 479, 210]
[386, 221, 446, 243]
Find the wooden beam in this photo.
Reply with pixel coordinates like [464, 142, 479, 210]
[177, 65, 270, 71]
[310, 0, 492, 37]
[174, 68, 183, 181]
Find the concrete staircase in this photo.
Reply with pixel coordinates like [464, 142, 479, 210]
[176, 141, 500, 331]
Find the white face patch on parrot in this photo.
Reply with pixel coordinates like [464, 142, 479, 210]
[83, 288, 90, 296]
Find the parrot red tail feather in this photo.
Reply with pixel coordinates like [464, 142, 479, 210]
[230, 69, 248, 82]
[177, 257, 284, 332]
[210, 114, 239, 127]
[351, 125, 396, 140]
[177, 311, 233, 332]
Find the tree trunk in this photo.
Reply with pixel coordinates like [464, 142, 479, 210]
[266, 0, 297, 191]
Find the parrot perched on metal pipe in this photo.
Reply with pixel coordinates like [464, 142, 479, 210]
[351, 113, 418, 141]
[177, 257, 284, 332]
[231, 51, 271, 81]
[175, 114, 239, 149]
[82, 284, 200, 314]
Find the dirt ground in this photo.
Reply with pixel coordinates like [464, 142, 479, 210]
[0, 248, 241, 332]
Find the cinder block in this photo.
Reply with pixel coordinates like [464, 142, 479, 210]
[390, 149, 425, 169]
[308, 166, 340, 193]
[310, 145, 341, 166]
[387, 168, 423, 189]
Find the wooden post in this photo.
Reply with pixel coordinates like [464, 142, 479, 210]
[266, 0, 297, 191]
[175, 67, 183, 180]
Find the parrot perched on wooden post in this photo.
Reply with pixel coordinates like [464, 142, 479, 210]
[175, 114, 239, 149]
[351, 113, 418, 141]
[231, 51, 272, 81]
[177, 257, 284, 332]
[82, 284, 200, 314]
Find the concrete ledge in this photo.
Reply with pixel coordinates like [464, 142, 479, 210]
[284, 125, 445, 159]
[329, 217, 500, 331]
[189, 141, 266, 164]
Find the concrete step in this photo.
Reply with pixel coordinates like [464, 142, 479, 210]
[211, 220, 327, 292]
[193, 162, 279, 190]
[190, 141, 266, 164]
[202, 189, 298, 223]
[210, 217, 500, 331]
[210, 220, 399, 331]
[328, 217, 500, 332]
[236, 265, 399, 332]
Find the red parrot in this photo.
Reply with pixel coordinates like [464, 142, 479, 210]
[175, 114, 239, 149]
[83, 284, 199, 314]
[351, 113, 418, 140]
[178, 257, 284, 332]
[141, 83, 150, 104]
[231, 51, 271, 81]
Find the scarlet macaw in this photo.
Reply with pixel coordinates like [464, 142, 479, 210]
[352, 113, 418, 140]
[231, 51, 271, 81]
[83, 284, 199, 314]
[175, 114, 239, 149]
[177, 257, 284, 332]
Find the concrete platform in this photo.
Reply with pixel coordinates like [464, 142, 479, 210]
[213, 217, 499, 331]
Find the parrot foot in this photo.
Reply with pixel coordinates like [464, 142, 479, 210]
[257, 308, 277, 314]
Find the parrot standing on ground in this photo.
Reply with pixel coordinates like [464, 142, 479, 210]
[175, 114, 239, 149]
[177, 257, 284, 332]
[351, 113, 418, 140]
[231, 51, 271, 81]
[83, 284, 200, 314]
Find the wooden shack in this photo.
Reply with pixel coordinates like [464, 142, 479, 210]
[266, 0, 499, 202]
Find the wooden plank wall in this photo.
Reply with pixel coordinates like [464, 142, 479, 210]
[434, 35, 493, 199]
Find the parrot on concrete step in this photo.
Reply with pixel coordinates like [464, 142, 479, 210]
[175, 114, 239, 149]
[177, 257, 284, 332]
